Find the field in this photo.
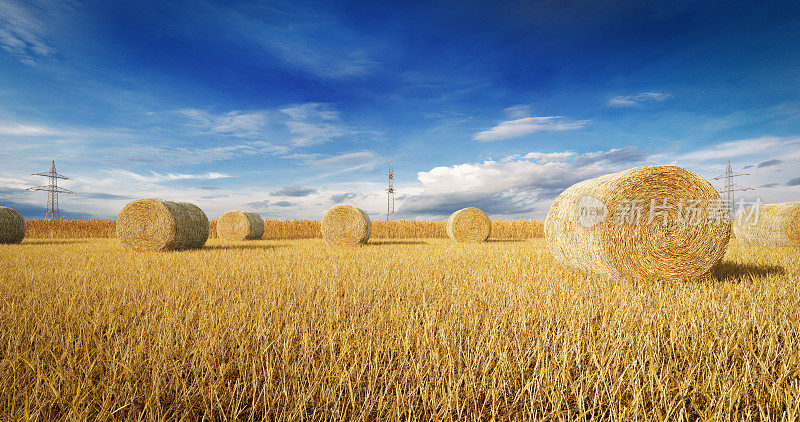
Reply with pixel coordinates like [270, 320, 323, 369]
[2, 223, 800, 420]
[22, 218, 544, 240]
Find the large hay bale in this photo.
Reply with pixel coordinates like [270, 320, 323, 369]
[732, 202, 800, 247]
[321, 205, 371, 246]
[217, 210, 265, 240]
[446, 207, 491, 243]
[116, 198, 209, 251]
[545, 165, 731, 281]
[0, 206, 25, 244]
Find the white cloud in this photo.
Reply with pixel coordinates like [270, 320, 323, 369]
[522, 151, 577, 161]
[280, 103, 350, 147]
[104, 170, 231, 184]
[473, 116, 587, 141]
[609, 92, 672, 107]
[0, 122, 58, 136]
[257, 24, 380, 80]
[400, 147, 646, 218]
[504, 105, 532, 119]
[307, 151, 379, 169]
[0, 0, 57, 64]
[178, 109, 270, 137]
[678, 136, 800, 162]
[179, 103, 353, 148]
[279, 103, 339, 121]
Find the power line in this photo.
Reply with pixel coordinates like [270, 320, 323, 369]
[27, 160, 74, 219]
[386, 160, 395, 220]
[712, 160, 752, 217]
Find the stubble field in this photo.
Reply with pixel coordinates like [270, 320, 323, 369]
[1, 233, 800, 420]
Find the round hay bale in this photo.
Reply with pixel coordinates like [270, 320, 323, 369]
[217, 210, 264, 240]
[116, 198, 209, 251]
[0, 206, 25, 244]
[732, 202, 800, 247]
[544, 165, 731, 281]
[446, 207, 491, 243]
[321, 205, 371, 246]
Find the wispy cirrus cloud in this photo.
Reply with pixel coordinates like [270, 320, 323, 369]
[0, 122, 59, 136]
[179, 102, 354, 148]
[609, 92, 672, 107]
[677, 136, 800, 162]
[306, 151, 380, 170]
[473, 116, 587, 141]
[279, 103, 351, 147]
[178, 109, 270, 137]
[0, 0, 57, 65]
[268, 44, 379, 79]
[105, 170, 231, 184]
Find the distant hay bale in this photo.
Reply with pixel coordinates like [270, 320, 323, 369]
[321, 205, 371, 246]
[446, 207, 491, 243]
[217, 210, 264, 240]
[0, 206, 25, 244]
[116, 199, 209, 251]
[732, 202, 800, 247]
[545, 165, 731, 281]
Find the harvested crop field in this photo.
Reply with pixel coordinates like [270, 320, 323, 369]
[1, 237, 799, 420]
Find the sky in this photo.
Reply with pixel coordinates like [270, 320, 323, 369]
[1, 0, 799, 220]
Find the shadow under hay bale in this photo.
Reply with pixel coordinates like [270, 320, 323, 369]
[22, 239, 92, 245]
[203, 243, 289, 251]
[545, 165, 731, 281]
[321, 205, 372, 246]
[446, 207, 491, 243]
[368, 240, 428, 245]
[711, 262, 785, 282]
[0, 206, 25, 244]
[116, 199, 209, 251]
[217, 210, 265, 240]
[732, 202, 800, 247]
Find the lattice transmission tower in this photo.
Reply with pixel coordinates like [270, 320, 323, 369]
[27, 160, 74, 219]
[386, 160, 395, 220]
[713, 160, 752, 217]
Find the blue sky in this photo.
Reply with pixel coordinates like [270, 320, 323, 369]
[1, 0, 799, 220]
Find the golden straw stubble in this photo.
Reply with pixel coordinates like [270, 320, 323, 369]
[545, 165, 731, 281]
[116, 198, 209, 251]
[733, 202, 800, 247]
[446, 207, 491, 243]
[217, 210, 265, 241]
[321, 205, 371, 246]
[0, 206, 25, 244]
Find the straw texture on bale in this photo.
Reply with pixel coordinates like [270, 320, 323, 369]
[116, 198, 209, 251]
[733, 202, 800, 247]
[321, 205, 371, 246]
[217, 210, 265, 240]
[545, 165, 731, 281]
[0, 206, 25, 244]
[446, 207, 491, 243]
